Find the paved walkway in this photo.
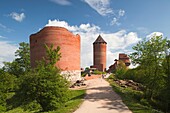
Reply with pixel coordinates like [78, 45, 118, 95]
[73, 78, 132, 113]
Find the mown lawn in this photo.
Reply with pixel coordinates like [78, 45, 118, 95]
[107, 76, 163, 113]
[6, 90, 85, 113]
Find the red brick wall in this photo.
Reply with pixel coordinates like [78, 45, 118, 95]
[30, 26, 80, 71]
[93, 43, 106, 71]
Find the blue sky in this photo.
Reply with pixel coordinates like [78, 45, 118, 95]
[0, 0, 170, 68]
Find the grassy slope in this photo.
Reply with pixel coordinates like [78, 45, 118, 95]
[107, 77, 154, 113]
[6, 90, 85, 113]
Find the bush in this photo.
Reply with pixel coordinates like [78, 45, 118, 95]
[115, 61, 127, 79]
[123, 68, 145, 83]
[92, 70, 105, 75]
[0, 70, 16, 112]
[13, 64, 69, 112]
[140, 98, 150, 107]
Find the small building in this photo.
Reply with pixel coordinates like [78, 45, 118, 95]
[107, 53, 130, 73]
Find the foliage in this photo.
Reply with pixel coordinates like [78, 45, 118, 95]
[0, 70, 16, 112]
[14, 64, 69, 112]
[6, 90, 85, 113]
[107, 76, 155, 113]
[115, 60, 127, 79]
[130, 36, 167, 98]
[15, 42, 31, 72]
[92, 70, 105, 75]
[3, 61, 23, 77]
[129, 35, 170, 112]
[44, 44, 61, 65]
[9, 44, 69, 112]
[3, 42, 30, 77]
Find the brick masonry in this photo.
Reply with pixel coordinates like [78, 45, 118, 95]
[30, 26, 81, 81]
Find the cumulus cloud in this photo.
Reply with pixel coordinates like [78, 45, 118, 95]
[45, 19, 141, 68]
[146, 32, 163, 39]
[9, 12, 25, 22]
[50, 0, 71, 5]
[0, 41, 18, 67]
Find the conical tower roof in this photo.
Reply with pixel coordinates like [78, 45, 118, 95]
[93, 35, 107, 44]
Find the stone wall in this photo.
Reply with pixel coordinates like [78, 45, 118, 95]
[61, 70, 81, 82]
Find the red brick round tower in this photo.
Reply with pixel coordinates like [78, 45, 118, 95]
[30, 26, 81, 81]
[93, 35, 107, 72]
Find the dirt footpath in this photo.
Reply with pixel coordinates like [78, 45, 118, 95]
[73, 78, 132, 113]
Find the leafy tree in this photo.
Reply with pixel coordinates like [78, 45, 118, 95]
[15, 42, 30, 71]
[0, 70, 16, 112]
[44, 44, 61, 66]
[13, 44, 69, 112]
[2, 61, 23, 77]
[2, 42, 30, 77]
[130, 35, 167, 99]
[115, 60, 127, 79]
[162, 40, 170, 112]
[124, 66, 145, 83]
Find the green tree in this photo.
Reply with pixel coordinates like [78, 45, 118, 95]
[130, 35, 167, 99]
[15, 42, 30, 71]
[0, 70, 16, 112]
[162, 40, 170, 112]
[115, 60, 127, 79]
[44, 44, 61, 66]
[14, 44, 69, 112]
[3, 42, 30, 77]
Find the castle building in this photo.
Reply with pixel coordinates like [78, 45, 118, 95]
[107, 53, 130, 73]
[30, 26, 81, 82]
[91, 35, 107, 72]
[119, 53, 130, 66]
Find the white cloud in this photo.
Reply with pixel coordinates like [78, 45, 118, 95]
[0, 23, 13, 32]
[45, 19, 141, 69]
[0, 35, 6, 39]
[110, 18, 120, 26]
[9, 12, 25, 22]
[146, 32, 163, 39]
[119, 9, 125, 16]
[84, 0, 113, 16]
[83, 0, 126, 26]
[0, 41, 18, 67]
[50, 0, 71, 5]
[0, 23, 6, 29]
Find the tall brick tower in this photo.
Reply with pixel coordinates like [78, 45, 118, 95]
[93, 35, 107, 72]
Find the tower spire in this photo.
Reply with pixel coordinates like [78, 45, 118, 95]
[93, 35, 107, 44]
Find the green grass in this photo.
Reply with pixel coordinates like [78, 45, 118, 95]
[5, 90, 85, 113]
[107, 76, 158, 113]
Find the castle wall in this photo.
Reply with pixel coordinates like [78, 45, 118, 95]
[30, 26, 81, 81]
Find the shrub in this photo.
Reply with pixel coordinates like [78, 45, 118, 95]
[0, 70, 16, 112]
[10, 45, 70, 112]
[14, 64, 69, 112]
[92, 70, 105, 75]
[115, 61, 127, 79]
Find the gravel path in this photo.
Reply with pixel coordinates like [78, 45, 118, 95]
[73, 78, 132, 113]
